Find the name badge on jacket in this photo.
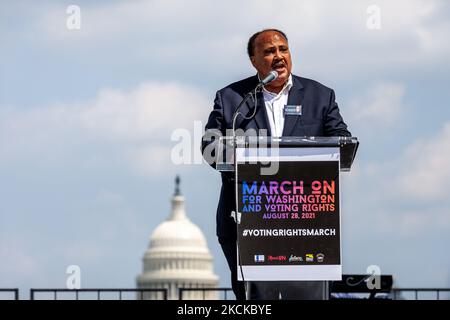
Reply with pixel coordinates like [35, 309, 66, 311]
[284, 105, 302, 116]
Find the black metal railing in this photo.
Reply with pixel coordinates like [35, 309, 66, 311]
[178, 287, 233, 300]
[0, 288, 19, 300]
[7, 286, 449, 300]
[392, 288, 450, 300]
[29, 288, 168, 300]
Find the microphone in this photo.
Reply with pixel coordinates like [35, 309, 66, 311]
[256, 70, 279, 88]
[231, 70, 278, 136]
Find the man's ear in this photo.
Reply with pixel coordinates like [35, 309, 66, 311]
[250, 56, 257, 69]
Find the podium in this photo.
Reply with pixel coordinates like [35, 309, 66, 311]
[216, 136, 358, 299]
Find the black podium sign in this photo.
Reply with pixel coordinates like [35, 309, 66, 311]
[235, 146, 342, 281]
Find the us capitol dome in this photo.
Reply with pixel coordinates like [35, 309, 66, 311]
[136, 176, 219, 299]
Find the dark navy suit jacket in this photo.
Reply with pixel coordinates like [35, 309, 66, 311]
[202, 74, 351, 239]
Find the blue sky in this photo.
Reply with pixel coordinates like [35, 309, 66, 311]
[1, 0, 450, 298]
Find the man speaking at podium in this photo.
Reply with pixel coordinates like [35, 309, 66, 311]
[202, 29, 351, 300]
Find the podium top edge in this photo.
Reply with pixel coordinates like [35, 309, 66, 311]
[221, 136, 358, 147]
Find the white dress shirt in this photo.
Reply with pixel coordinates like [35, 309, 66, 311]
[260, 74, 293, 137]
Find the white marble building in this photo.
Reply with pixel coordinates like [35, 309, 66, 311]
[136, 176, 219, 300]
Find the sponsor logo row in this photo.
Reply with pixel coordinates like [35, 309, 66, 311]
[254, 253, 325, 263]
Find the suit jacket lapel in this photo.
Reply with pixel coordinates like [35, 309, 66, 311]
[253, 91, 271, 135]
[282, 77, 304, 136]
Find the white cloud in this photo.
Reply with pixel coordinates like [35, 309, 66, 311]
[395, 122, 450, 201]
[79, 82, 208, 141]
[28, 0, 450, 82]
[0, 81, 210, 176]
[347, 82, 405, 127]
[343, 122, 450, 238]
[359, 207, 450, 237]
[128, 144, 174, 177]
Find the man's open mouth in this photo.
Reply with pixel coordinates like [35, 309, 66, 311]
[273, 62, 286, 71]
